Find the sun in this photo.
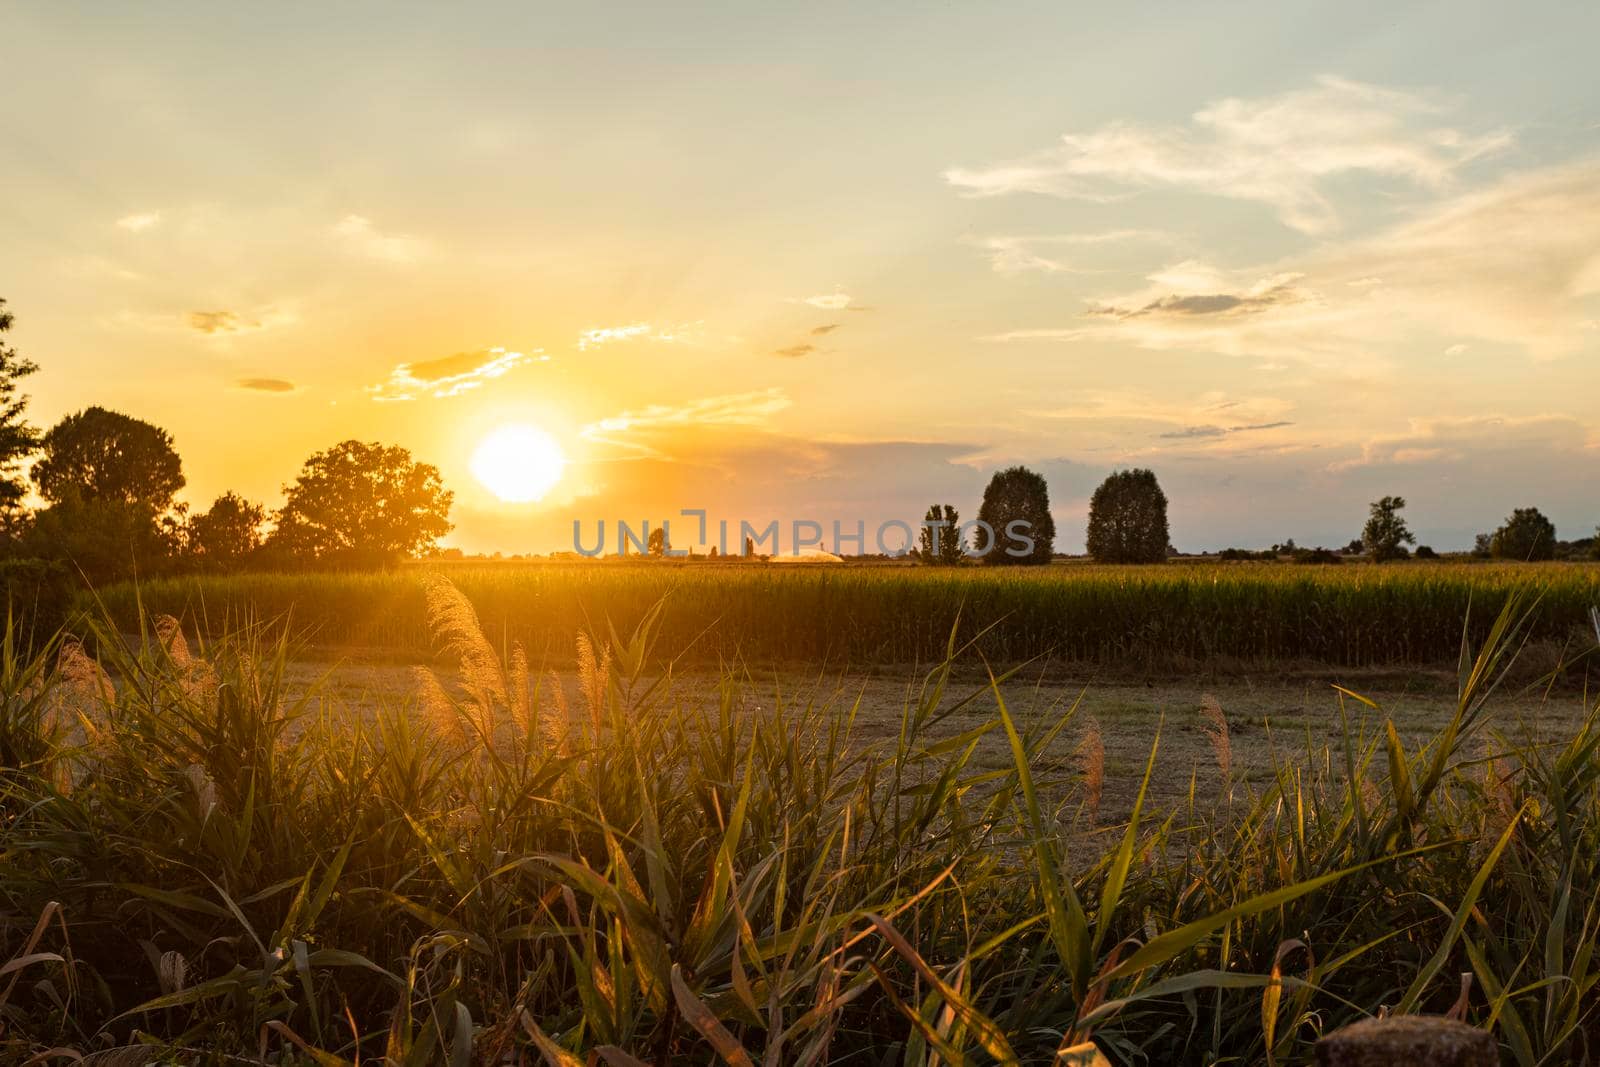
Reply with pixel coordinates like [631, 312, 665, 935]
[471, 423, 566, 503]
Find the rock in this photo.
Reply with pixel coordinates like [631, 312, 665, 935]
[1315, 1016, 1497, 1066]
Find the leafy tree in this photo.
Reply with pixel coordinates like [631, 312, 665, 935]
[1342, 538, 1365, 556]
[1362, 496, 1415, 562]
[1086, 468, 1169, 564]
[33, 406, 184, 513]
[1414, 545, 1438, 560]
[976, 467, 1055, 566]
[187, 492, 266, 570]
[916, 504, 966, 565]
[20, 498, 182, 584]
[0, 299, 40, 522]
[1490, 506, 1557, 561]
[647, 526, 667, 557]
[1471, 533, 1493, 560]
[268, 440, 452, 567]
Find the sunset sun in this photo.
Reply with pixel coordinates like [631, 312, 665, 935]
[471, 423, 566, 503]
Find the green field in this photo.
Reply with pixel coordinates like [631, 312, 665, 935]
[99, 559, 1600, 669]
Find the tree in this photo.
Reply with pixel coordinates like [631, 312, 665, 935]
[33, 406, 184, 513]
[916, 504, 966, 565]
[187, 492, 265, 570]
[0, 299, 40, 522]
[1592, 528, 1600, 562]
[647, 526, 667, 557]
[1490, 507, 1556, 561]
[744, 535, 754, 558]
[976, 467, 1055, 565]
[20, 498, 181, 584]
[1086, 468, 1169, 564]
[268, 440, 452, 567]
[1362, 496, 1414, 562]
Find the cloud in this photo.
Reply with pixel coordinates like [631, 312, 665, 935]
[1444, 343, 1468, 356]
[946, 76, 1510, 234]
[1089, 273, 1307, 320]
[368, 346, 540, 401]
[577, 322, 701, 350]
[791, 291, 855, 310]
[979, 230, 1171, 274]
[583, 388, 792, 455]
[234, 377, 297, 393]
[990, 159, 1600, 365]
[810, 323, 841, 336]
[332, 215, 428, 264]
[116, 212, 161, 232]
[774, 343, 815, 358]
[1157, 421, 1294, 440]
[188, 310, 261, 335]
[1329, 414, 1591, 472]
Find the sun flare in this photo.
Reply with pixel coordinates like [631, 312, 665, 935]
[471, 423, 566, 503]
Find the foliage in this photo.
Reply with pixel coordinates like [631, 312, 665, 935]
[1491, 507, 1558, 562]
[916, 504, 966, 565]
[1362, 496, 1415, 563]
[95, 561, 1600, 671]
[0, 590, 1596, 1063]
[1087, 469, 1170, 564]
[648, 525, 668, 557]
[186, 491, 267, 570]
[267, 440, 453, 568]
[1414, 545, 1439, 560]
[32, 405, 185, 513]
[19, 496, 182, 585]
[0, 299, 40, 519]
[975, 466, 1055, 566]
[1593, 528, 1600, 561]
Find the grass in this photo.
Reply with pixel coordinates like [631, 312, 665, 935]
[1, 579, 1598, 1062]
[93, 559, 1600, 671]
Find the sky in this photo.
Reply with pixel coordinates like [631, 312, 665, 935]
[3, 1, 1599, 554]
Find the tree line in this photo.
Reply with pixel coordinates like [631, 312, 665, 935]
[0, 300, 454, 608]
[914, 468, 1600, 566]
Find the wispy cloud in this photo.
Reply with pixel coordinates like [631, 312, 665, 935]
[115, 212, 161, 232]
[790, 291, 856, 310]
[332, 214, 428, 264]
[774, 343, 815, 358]
[189, 310, 261, 335]
[1157, 420, 1294, 440]
[946, 76, 1510, 234]
[584, 387, 791, 445]
[810, 323, 842, 336]
[368, 346, 541, 401]
[576, 322, 701, 350]
[234, 377, 297, 393]
[1088, 272, 1308, 320]
[978, 230, 1172, 274]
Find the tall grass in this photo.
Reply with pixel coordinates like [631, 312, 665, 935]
[95, 561, 1600, 670]
[1, 585, 1598, 1062]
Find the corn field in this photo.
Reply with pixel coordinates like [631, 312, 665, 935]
[2, 583, 1599, 1062]
[94, 560, 1600, 669]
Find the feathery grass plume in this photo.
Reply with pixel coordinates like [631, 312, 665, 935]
[422, 574, 507, 733]
[542, 668, 570, 755]
[1200, 693, 1232, 785]
[576, 632, 610, 736]
[508, 641, 534, 744]
[154, 614, 191, 667]
[412, 665, 467, 746]
[1076, 713, 1104, 818]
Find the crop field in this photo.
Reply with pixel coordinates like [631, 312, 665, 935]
[96, 559, 1600, 671]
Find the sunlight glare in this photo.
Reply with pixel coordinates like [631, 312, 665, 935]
[471, 423, 566, 503]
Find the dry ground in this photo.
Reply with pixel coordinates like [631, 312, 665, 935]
[285, 655, 1592, 825]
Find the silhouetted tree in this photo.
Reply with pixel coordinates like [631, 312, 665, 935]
[34, 406, 184, 514]
[268, 440, 452, 567]
[1414, 545, 1438, 560]
[187, 492, 266, 570]
[916, 504, 966, 565]
[1471, 533, 1493, 559]
[1343, 538, 1365, 555]
[1362, 496, 1414, 562]
[647, 526, 667, 557]
[0, 300, 40, 525]
[1086, 468, 1169, 564]
[1490, 507, 1556, 561]
[1592, 527, 1600, 561]
[976, 466, 1054, 565]
[744, 535, 754, 558]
